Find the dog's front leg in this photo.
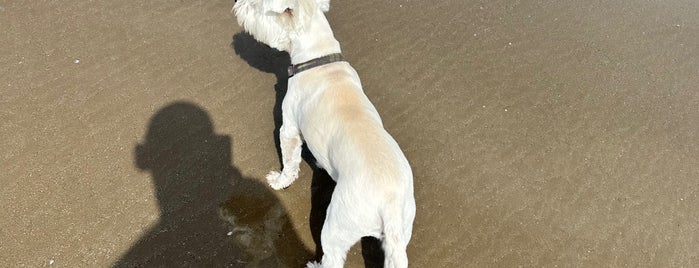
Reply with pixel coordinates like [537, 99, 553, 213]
[266, 123, 303, 190]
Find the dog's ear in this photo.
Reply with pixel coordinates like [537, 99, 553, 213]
[263, 0, 295, 14]
[317, 0, 330, 12]
[263, 0, 316, 30]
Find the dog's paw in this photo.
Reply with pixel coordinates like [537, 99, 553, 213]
[266, 171, 294, 190]
[305, 261, 321, 268]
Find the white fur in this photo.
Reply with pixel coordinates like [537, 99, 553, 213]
[234, 1, 416, 267]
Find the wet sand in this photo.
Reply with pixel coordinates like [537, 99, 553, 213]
[2, 0, 698, 267]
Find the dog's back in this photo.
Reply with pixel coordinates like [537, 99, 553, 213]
[289, 62, 415, 267]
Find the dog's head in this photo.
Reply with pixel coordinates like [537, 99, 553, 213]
[233, 0, 330, 52]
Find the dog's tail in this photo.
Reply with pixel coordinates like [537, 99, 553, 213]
[381, 197, 414, 268]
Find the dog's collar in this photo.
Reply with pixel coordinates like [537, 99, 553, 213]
[288, 53, 344, 77]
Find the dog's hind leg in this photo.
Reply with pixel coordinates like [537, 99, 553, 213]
[308, 197, 364, 268]
[381, 204, 410, 268]
[266, 123, 303, 190]
[381, 233, 408, 268]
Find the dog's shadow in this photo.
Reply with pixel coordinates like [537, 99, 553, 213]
[232, 32, 385, 267]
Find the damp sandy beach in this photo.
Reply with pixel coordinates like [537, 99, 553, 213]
[2, 0, 698, 267]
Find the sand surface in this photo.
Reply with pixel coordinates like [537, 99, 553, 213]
[2, 0, 698, 267]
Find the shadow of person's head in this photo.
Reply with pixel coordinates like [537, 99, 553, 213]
[135, 102, 233, 217]
[115, 101, 311, 267]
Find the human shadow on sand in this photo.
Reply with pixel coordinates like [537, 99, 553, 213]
[232, 32, 385, 268]
[114, 102, 311, 267]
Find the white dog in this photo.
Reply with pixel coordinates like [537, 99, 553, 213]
[233, 0, 415, 267]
